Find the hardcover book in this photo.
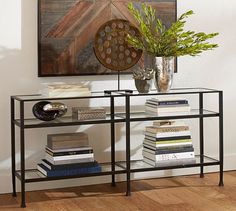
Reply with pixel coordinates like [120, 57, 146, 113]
[42, 159, 99, 170]
[145, 134, 192, 141]
[145, 105, 191, 114]
[142, 150, 195, 161]
[145, 125, 190, 133]
[144, 130, 191, 138]
[143, 140, 193, 149]
[45, 148, 93, 157]
[37, 163, 102, 177]
[143, 138, 192, 145]
[46, 146, 93, 153]
[147, 97, 188, 104]
[143, 157, 196, 167]
[45, 156, 94, 165]
[145, 101, 189, 107]
[153, 120, 186, 127]
[41, 84, 91, 97]
[47, 132, 89, 150]
[143, 146, 194, 155]
[45, 152, 94, 161]
[143, 143, 193, 151]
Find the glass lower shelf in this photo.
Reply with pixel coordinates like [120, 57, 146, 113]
[15, 156, 220, 183]
[15, 163, 126, 183]
[116, 155, 220, 172]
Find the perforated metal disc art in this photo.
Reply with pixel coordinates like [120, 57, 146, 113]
[94, 19, 142, 71]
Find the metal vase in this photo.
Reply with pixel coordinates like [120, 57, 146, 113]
[134, 79, 152, 93]
[153, 57, 174, 92]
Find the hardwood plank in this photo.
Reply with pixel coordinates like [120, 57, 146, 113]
[1, 171, 236, 210]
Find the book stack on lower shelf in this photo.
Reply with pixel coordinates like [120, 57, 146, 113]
[145, 97, 191, 115]
[143, 120, 196, 167]
[37, 132, 101, 177]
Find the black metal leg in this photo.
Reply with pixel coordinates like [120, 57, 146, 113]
[199, 93, 204, 178]
[125, 96, 131, 196]
[20, 101, 26, 208]
[11, 97, 16, 197]
[110, 97, 116, 187]
[219, 91, 224, 186]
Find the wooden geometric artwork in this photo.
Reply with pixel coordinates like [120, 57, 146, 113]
[38, 0, 177, 77]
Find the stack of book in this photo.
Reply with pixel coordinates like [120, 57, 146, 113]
[41, 84, 91, 97]
[37, 132, 101, 177]
[143, 120, 196, 167]
[145, 97, 191, 115]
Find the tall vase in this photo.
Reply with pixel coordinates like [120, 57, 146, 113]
[153, 57, 174, 92]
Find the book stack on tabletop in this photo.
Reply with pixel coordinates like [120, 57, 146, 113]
[145, 97, 191, 115]
[37, 132, 101, 177]
[41, 84, 91, 97]
[143, 120, 196, 167]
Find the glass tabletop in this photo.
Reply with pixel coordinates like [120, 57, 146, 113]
[115, 88, 221, 97]
[11, 91, 124, 101]
[11, 88, 221, 101]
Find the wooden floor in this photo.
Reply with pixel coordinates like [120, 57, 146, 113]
[1, 171, 236, 211]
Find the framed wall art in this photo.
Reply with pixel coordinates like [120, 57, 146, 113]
[38, 0, 177, 77]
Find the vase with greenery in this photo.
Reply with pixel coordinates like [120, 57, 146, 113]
[127, 3, 219, 92]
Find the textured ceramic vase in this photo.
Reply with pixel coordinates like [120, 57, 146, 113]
[134, 79, 152, 93]
[153, 57, 174, 92]
[133, 60, 154, 93]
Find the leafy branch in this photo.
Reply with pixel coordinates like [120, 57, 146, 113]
[127, 3, 219, 57]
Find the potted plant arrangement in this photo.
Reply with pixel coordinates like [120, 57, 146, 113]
[127, 3, 219, 92]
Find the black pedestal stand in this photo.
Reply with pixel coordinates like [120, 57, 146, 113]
[104, 70, 133, 95]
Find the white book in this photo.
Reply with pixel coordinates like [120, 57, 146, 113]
[146, 110, 191, 117]
[41, 84, 91, 97]
[145, 105, 191, 113]
[45, 156, 94, 165]
[145, 131, 191, 138]
[45, 91, 91, 98]
[45, 153, 94, 161]
[143, 157, 196, 167]
[145, 102, 190, 109]
[147, 97, 188, 102]
[142, 150, 195, 161]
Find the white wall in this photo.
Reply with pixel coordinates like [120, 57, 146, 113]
[0, 0, 236, 194]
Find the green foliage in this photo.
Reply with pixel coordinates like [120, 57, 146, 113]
[127, 3, 219, 57]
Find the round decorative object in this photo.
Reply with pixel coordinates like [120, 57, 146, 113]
[94, 19, 142, 71]
[32, 101, 67, 121]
